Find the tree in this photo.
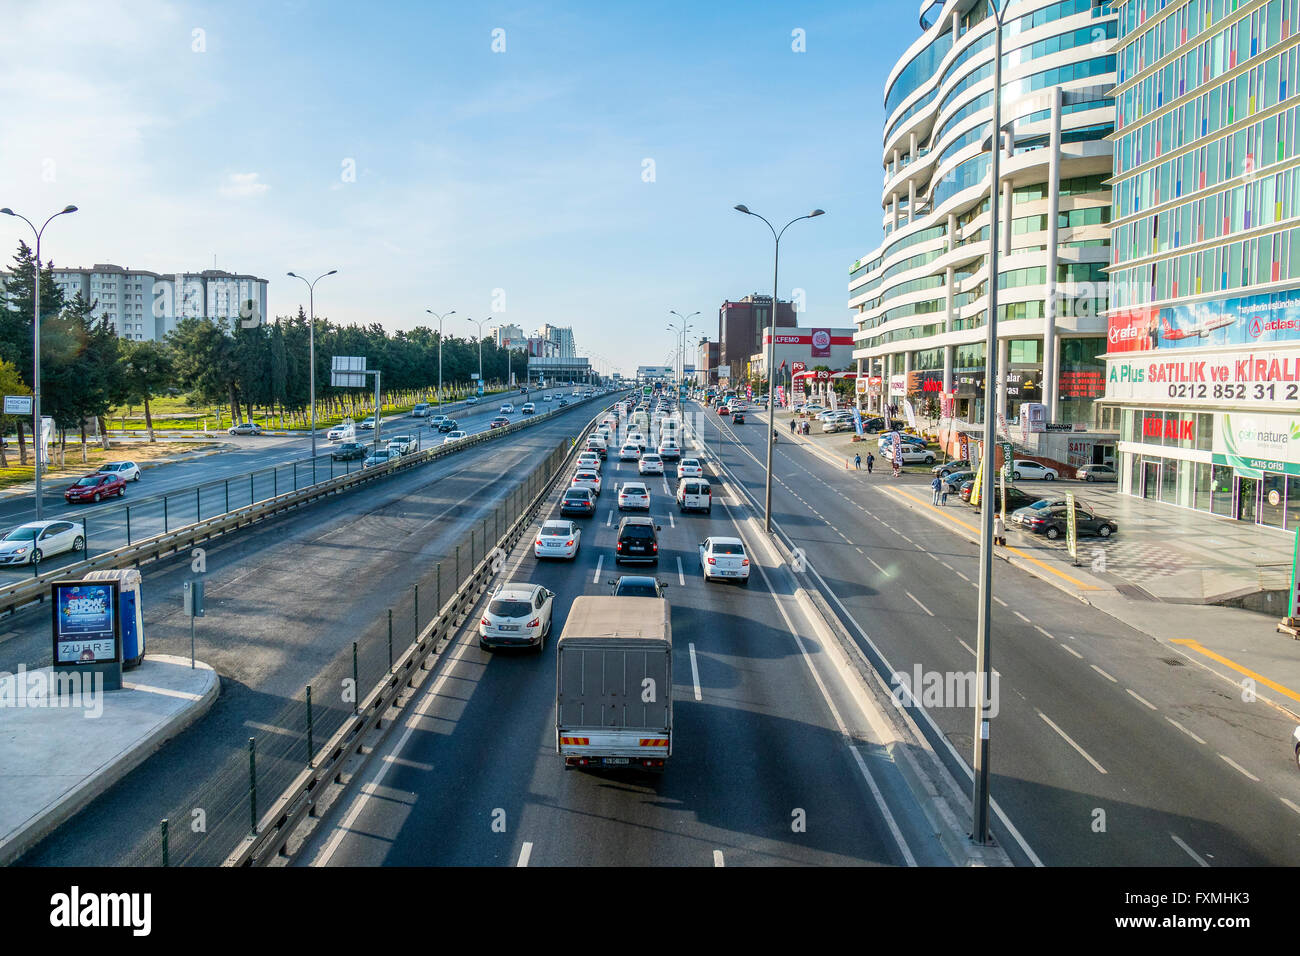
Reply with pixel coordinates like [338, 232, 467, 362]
[120, 340, 174, 443]
[0, 359, 30, 468]
[0, 241, 65, 464]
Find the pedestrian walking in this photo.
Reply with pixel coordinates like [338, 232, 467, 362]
[854, 453, 861, 471]
[866, 452, 874, 474]
[789, 418, 796, 435]
[993, 512, 1006, 546]
[930, 475, 942, 505]
[940, 476, 951, 506]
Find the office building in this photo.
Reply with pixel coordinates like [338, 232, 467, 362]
[718, 294, 797, 383]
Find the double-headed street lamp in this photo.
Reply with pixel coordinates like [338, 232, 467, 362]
[732, 204, 824, 534]
[466, 317, 488, 392]
[287, 269, 337, 459]
[667, 310, 699, 385]
[2, 204, 78, 521]
[426, 309, 455, 409]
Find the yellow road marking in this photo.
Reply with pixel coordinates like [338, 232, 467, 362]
[1171, 639, 1300, 705]
[884, 486, 1099, 591]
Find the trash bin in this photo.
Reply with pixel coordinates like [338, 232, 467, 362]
[84, 569, 145, 669]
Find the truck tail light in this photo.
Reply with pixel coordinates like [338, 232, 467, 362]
[639, 738, 669, 747]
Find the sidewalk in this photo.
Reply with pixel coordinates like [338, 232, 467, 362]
[761, 407, 1300, 721]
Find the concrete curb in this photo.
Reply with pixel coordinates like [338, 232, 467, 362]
[0, 655, 220, 866]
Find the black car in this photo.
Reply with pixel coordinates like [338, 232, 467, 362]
[1024, 505, 1118, 540]
[558, 399, 569, 407]
[615, 516, 661, 565]
[609, 575, 667, 597]
[731, 412, 745, 424]
[438, 419, 459, 433]
[969, 485, 1042, 513]
[331, 441, 367, 461]
[560, 487, 597, 517]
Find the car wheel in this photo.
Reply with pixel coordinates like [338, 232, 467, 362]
[924, 456, 935, 464]
[133, 473, 140, 482]
[1046, 526, 1061, 540]
[1045, 473, 1055, 481]
[1098, 525, 1113, 538]
[119, 486, 126, 497]
[478, 638, 490, 651]
[72, 536, 84, 552]
[31, 549, 42, 565]
[1012, 471, 1021, 480]
[92, 492, 101, 503]
[1085, 475, 1095, 482]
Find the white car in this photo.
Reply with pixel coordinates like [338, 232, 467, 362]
[442, 430, 468, 444]
[326, 424, 350, 441]
[619, 443, 640, 461]
[357, 418, 376, 430]
[0, 520, 85, 566]
[544, 394, 554, 402]
[618, 482, 651, 511]
[699, 536, 750, 584]
[571, 469, 602, 495]
[535, 520, 581, 560]
[500, 403, 514, 414]
[386, 434, 417, 455]
[97, 461, 141, 482]
[657, 442, 680, 460]
[638, 454, 664, 475]
[464, 396, 479, 405]
[882, 443, 936, 465]
[1012, 459, 1059, 481]
[677, 458, 704, 479]
[364, 449, 397, 467]
[627, 431, 647, 451]
[479, 582, 555, 651]
[577, 451, 602, 472]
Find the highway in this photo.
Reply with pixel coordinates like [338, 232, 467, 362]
[298, 402, 951, 867]
[692, 401, 1300, 867]
[10, 390, 619, 866]
[0, 386, 580, 584]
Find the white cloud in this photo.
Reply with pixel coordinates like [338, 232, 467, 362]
[219, 172, 270, 199]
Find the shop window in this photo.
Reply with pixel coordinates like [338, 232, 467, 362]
[1161, 458, 1179, 504]
[1210, 464, 1236, 516]
[1194, 461, 1213, 510]
[1287, 475, 1300, 530]
[1197, 413, 1214, 451]
[1260, 472, 1288, 528]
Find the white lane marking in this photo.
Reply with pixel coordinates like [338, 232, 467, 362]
[1090, 665, 1116, 682]
[1127, 688, 1157, 710]
[865, 555, 888, 575]
[1059, 644, 1083, 659]
[713, 850, 725, 867]
[1281, 798, 1300, 815]
[1037, 710, 1107, 774]
[668, 512, 676, 528]
[606, 510, 613, 527]
[1013, 610, 1030, 623]
[1218, 753, 1260, 781]
[905, 591, 934, 616]
[940, 561, 953, 570]
[516, 842, 533, 867]
[689, 643, 703, 701]
[677, 556, 686, 586]
[1166, 718, 1206, 745]
[1170, 833, 1210, 867]
[953, 570, 970, 582]
[992, 596, 1008, 607]
[1033, 625, 1054, 639]
[592, 555, 604, 584]
[958, 638, 976, 655]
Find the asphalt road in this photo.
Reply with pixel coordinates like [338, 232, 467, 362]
[297, 406, 952, 868]
[11, 390, 627, 866]
[694, 401, 1300, 867]
[0, 386, 587, 583]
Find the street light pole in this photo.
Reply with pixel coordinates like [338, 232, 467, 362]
[466, 317, 487, 393]
[287, 269, 337, 460]
[733, 204, 825, 534]
[669, 310, 698, 387]
[2, 204, 78, 521]
[426, 310, 455, 411]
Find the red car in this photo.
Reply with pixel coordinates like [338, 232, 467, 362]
[65, 472, 127, 503]
[489, 416, 510, 429]
[716, 405, 730, 415]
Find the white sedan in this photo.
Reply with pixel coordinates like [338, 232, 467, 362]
[1012, 459, 1059, 480]
[699, 536, 750, 584]
[638, 454, 664, 476]
[619, 443, 640, 461]
[677, 458, 704, 479]
[535, 520, 581, 560]
[881, 443, 936, 465]
[98, 461, 141, 482]
[479, 583, 555, 651]
[442, 430, 468, 444]
[576, 452, 602, 472]
[571, 469, 602, 495]
[0, 520, 85, 566]
[618, 482, 651, 511]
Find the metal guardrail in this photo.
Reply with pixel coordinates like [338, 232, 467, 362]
[220, 400, 610, 866]
[0, 394, 612, 619]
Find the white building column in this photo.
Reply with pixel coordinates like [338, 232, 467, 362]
[1042, 86, 1063, 422]
[996, 336, 1009, 425]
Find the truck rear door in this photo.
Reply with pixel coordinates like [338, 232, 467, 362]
[558, 645, 671, 762]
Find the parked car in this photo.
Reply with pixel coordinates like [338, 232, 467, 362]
[65, 472, 126, 503]
[932, 460, 971, 477]
[881, 443, 936, 465]
[1011, 459, 1059, 481]
[822, 418, 853, 433]
[478, 582, 555, 651]
[617, 482, 651, 511]
[0, 520, 84, 565]
[937, 469, 975, 489]
[877, 432, 926, 448]
[228, 422, 263, 436]
[97, 461, 141, 482]
[614, 516, 661, 564]
[608, 575, 667, 598]
[699, 536, 750, 585]
[331, 441, 367, 461]
[560, 487, 597, 517]
[535, 520, 581, 560]
[968, 485, 1042, 514]
[1076, 463, 1118, 483]
[1023, 504, 1118, 540]
[1009, 496, 1089, 526]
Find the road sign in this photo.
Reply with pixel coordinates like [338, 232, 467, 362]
[331, 356, 368, 388]
[3, 395, 31, 416]
[183, 579, 205, 618]
[471, 373, 480, 380]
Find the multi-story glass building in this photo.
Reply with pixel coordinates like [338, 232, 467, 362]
[852, 0, 1117, 448]
[1104, 0, 1300, 532]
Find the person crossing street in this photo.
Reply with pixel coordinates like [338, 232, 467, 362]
[865, 452, 874, 474]
[853, 453, 861, 470]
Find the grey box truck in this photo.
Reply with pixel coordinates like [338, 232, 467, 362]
[556, 596, 672, 772]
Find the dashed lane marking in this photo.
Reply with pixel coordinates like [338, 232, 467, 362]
[1038, 710, 1108, 774]
[1166, 718, 1206, 745]
[1126, 688, 1157, 710]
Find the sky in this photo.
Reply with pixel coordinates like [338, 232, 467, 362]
[0, 0, 918, 377]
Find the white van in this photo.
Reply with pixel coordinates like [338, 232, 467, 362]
[676, 478, 712, 514]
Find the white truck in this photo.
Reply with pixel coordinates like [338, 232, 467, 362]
[556, 596, 672, 773]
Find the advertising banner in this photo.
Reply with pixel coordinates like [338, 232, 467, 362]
[1020, 402, 1047, 434]
[1104, 348, 1300, 409]
[776, 385, 786, 407]
[889, 374, 907, 396]
[1212, 411, 1300, 477]
[856, 376, 869, 395]
[810, 328, 832, 357]
[1107, 288, 1300, 354]
[1065, 491, 1078, 565]
[906, 369, 944, 397]
[53, 581, 119, 665]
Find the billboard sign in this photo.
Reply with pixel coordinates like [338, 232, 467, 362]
[1106, 288, 1300, 354]
[1104, 348, 1300, 409]
[52, 580, 119, 666]
[1212, 411, 1300, 477]
[810, 328, 832, 357]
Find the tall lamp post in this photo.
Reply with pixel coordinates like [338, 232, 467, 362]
[732, 204, 824, 533]
[466, 317, 487, 393]
[426, 309, 455, 410]
[2, 204, 78, 521]
[287, 269, 337, 460]
[668, 310, 698, 386]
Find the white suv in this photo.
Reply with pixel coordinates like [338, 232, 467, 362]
[1012, 459, 1059, 480]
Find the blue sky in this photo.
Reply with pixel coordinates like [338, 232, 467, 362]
[0, 0, 918, 376]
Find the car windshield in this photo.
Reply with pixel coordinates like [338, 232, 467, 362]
[75, 477, 101, 486]
[622, 526, 653, 538]
[542, 522, 571, 535]
[622, 485, 647, 494]
[712, 542, 745, 555]
[488, 599, 532, 618]
[4, 527, 38, 541]
[616, 583, 658, 596]
[564, 490, 589, 500]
